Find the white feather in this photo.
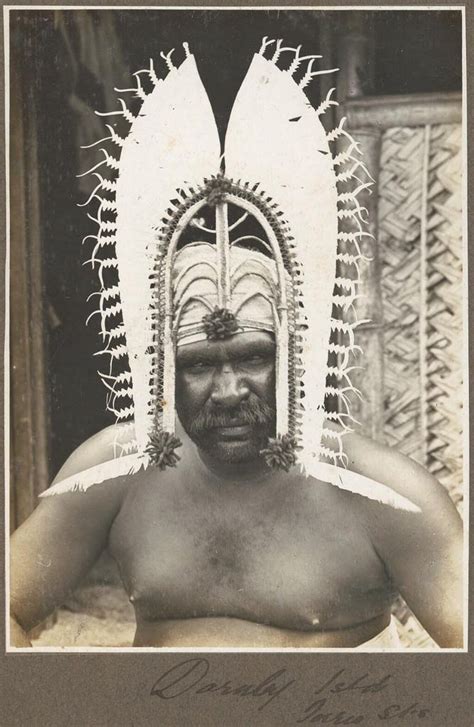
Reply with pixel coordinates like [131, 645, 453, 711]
[115, 52, 220, 451]
[39, 454, 149, 497]
[225, 52, 338, 465]
[307, 461, 421, 513]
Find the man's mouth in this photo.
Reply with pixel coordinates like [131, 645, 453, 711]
[187, 395, 276, 446]
[213, 423, 254, 440]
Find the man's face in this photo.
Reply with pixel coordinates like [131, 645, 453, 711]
[175, 331, 276, 464]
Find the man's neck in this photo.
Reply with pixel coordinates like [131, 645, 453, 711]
[196, 447, 272, 484]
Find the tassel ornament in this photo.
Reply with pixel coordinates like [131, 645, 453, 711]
[260, 434, 298, 472]
[202, 307, 240, 340]
[145, 430, 182, 470]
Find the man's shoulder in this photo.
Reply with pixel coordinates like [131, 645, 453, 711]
[52, 422, 137, 484]
[342, 430, 458, 518]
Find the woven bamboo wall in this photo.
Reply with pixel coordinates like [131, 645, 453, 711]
[377, 122, 463, 507]
[341, 108, 464, 648]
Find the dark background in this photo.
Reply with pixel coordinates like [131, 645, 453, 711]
[10, 8, 462, 478]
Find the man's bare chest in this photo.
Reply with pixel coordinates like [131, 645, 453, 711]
[108, 472, 392, 630]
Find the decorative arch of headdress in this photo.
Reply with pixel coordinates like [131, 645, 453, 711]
[153, 177, 293, 441]
[43, 39, 419, 512]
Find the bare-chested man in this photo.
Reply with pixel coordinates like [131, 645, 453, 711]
[9, 42, 464, 650]
[10, 327, 463, 648]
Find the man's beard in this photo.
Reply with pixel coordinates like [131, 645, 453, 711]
[185, 394, 276, 464]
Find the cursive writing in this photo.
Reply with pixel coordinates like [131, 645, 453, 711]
[148, 660, 431, 722]
[150, 658, 295, 711]
[297, 698, 365, 725]
[297, 669, 429, 724]
[313, 670, 392, 696]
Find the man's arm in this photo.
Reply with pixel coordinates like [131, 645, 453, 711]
[346, 434, 464, 648]
[9, 425, 130, 646]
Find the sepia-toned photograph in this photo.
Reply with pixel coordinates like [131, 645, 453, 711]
[7, 6, 466, 652]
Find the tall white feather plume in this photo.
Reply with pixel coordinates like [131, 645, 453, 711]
[224, 51, 338, 469]
[115, 52, 220, 452]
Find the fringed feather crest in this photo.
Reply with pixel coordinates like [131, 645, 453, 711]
[42, 38, 414, 514]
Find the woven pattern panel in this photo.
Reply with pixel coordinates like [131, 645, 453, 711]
[425, 124, 463, 504]
[378, 127, 425, 461]
[375, 123, 463, 502]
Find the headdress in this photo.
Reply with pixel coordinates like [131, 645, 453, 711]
[172, 242, 278, 346]
[43, 39, 419, 512]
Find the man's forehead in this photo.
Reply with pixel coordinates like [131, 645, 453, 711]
[176, 331, 276, 363]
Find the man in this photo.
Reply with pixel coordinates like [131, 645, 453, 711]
[10, 40, 464, 648]
[10, 244, 463, 649]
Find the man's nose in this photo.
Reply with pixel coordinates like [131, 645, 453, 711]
[210, 364, 250, 407]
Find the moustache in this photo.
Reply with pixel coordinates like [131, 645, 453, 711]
[189, 395, 275, 437]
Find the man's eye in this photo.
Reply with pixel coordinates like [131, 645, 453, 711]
[186, 362, 212, 374]
[240, 356, 268, 367]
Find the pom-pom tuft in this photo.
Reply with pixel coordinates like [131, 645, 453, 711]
[145, 430, 182, 470]
[205, 175, 233, 206]
[260, 434, 298, 472]
[202, 307, 240, 340]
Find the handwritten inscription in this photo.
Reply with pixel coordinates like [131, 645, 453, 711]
[297, 669, 393, 724]
[150, 658, 295, 711]
[149, 659, 431, 723]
